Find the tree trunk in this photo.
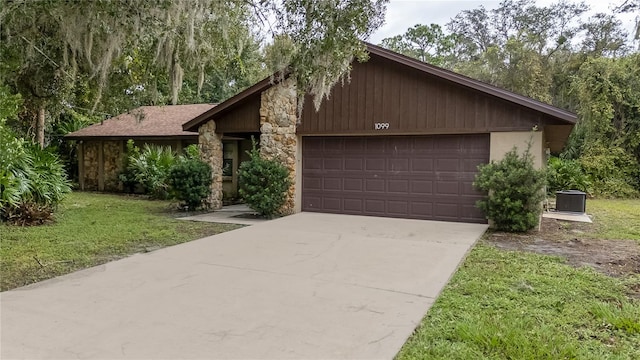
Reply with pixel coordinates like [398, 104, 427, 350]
[36, 105, 45, 149]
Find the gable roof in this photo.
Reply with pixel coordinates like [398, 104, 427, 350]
[183, 43, 576, 132]
[66, 104, 215, 140]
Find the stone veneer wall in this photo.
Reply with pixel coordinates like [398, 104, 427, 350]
[199, 120, 224, 209]
[81, 140, 123, 191]
[103, 140, 124, 191]
[83, 141, 100, 190]
[259, 78, 298, 214]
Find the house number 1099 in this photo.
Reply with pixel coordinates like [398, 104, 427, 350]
[374, 122, 390, 130]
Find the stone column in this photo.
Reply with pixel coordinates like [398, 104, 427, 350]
[259, 78, 298, 214]
[199, 120, 224, 209]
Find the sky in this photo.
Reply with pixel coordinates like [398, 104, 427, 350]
[369, 0, 638, 43]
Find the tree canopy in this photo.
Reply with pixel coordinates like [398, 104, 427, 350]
[0, 0, 388, 146]
[380, 0, 640, 197]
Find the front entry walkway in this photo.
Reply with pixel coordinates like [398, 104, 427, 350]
[1, 213, 487, 359]
[177, 203, 268, 225]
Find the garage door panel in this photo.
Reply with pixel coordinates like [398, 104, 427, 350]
[324, 178, 342, 191]
[461, 181, 477, 195]
[411, 202, 433, 217]
[344, 178, 363, 191]
[343, 138, 365, 151]
[460, 204, 484, 220]
[365, 158, 385, 171]
[388, 179, 409, 193]
[388, 201, 409, 215]
[345, 158, 364, 171]
[389, 158, 409, 172]
[322, 158, 342, 171]
[303, 177, 322, 190]
[344, 198, 363, 211]
[364, 199, 386, 213]
[366, 138, 386, 151]
[413, 137, 435, 151]
[322, 197, 342, 211]
[435, 158, 460, 172]
[435, 181, 460, 195]
[411, 180, 433, 194]
[463, 158, 485, 171]
[411, 158, 434, 172]
[434, 203, 460, 219]
[304, 137, 324, 151]
[302, 135, 489, 223]
[304, 157, 323, 170]
[365, 179, 385, 192]
[323, 138, 344, 152]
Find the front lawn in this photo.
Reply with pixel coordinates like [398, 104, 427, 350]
[397, 199, 640, 359]
[0, 192, 240, 291]
[586, 199, 640, 242]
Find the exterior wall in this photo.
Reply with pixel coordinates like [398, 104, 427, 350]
[103, 140, 124, 191]
[259, 78, 298, 214]
[80, 140, 123, 192]
[490, 131, 545, 169]
[216, 96, 261, 133]
[83, 141, 100, 190]
[199, 120, 224, 209]
[298, 56, 565, 136]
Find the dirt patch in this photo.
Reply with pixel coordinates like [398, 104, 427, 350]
[486, 218, 640, 278]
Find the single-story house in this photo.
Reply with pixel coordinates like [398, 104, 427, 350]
[66, 104, 214, 192]
[183, 43, 577, 224]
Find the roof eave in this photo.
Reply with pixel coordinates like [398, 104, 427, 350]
[183, 77, 274, 132]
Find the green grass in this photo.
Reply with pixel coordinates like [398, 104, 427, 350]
[0, 192, 240, 291]
[587, 199, 640, 241]
[398, 198, 640, 359]
[397, 245, 640, 360]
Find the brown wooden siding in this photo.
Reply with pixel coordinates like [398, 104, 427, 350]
[215, 96, 261, 133]
[298, 56, 561, 136]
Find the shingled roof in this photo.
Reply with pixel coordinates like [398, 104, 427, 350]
[66, 104, 215, 140]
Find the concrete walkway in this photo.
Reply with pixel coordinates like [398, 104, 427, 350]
[177, 204, 268, 225]
[1, 213, 487, 359]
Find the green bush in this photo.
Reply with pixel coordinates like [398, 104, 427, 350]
[238, 143, 291, 217]
[119, 141, 177, 199]
[0, 123, 71, 225]
[579, 143, 639, 198]
[547, 156, 589, 193]
[168, 158, 212, 210]
[474, 146, 546, 232]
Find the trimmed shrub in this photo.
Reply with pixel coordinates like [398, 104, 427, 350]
[474, 146, 546, 232]
[238, 143, 291, 217]
[547, 156, 589, 193]
[168, 158, 212, 210]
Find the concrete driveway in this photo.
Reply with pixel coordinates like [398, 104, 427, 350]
[1, 213, 487, 359]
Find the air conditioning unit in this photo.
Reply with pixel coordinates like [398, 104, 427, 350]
[555, 190, 586, 213]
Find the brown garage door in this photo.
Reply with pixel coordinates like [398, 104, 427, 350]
[302, 134, 489, 223]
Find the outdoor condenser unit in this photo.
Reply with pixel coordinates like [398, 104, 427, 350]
[555, 190, 587, 213]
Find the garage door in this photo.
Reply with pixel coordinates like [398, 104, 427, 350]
[302, 134, 489, 223]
